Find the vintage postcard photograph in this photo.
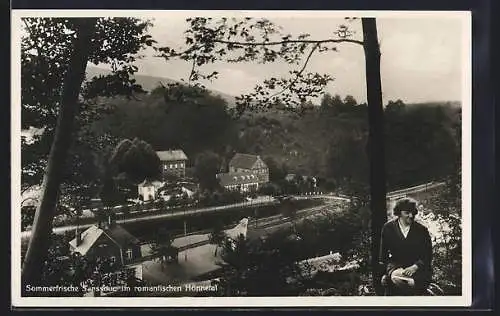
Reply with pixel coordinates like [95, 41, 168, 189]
[11, 10, 471, 308]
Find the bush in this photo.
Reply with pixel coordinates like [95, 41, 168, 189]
[21, 205, 36, 231]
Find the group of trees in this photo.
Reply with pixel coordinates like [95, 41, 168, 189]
[100, 137, 162, 206]
[197, 189, 246, 207]
[149, 227, 178, 270]
[209, 199, 369, 296]
[384, 103, 461, 188]
[21, 17, 156, 288]
[88, 78, 460, 203]
[93, 84, 235, 159]
[320, 93, 367, 116]
[208, 221, 227, 256]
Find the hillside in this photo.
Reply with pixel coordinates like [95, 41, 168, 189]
[232, 108, 368, 178]
[87, 82, 460, 192]
[85, 66, 238, 108]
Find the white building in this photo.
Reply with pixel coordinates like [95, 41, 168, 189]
[218, 172, 261, 193]
[137, 180, 164, 201]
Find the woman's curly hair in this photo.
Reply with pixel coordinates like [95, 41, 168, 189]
[392, 197, 419, 216]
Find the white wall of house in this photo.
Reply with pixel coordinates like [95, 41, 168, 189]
[224, 182, 259, 193]
[138, 185, 156, 201]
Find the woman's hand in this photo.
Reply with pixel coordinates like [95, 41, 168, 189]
[403, 264, 419, 277]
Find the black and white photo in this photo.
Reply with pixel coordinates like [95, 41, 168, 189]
[11, 10, 471, 307]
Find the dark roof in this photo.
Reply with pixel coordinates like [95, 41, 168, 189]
[156, 150, 188, 161]
[104, 225, 141, 247]
[219, 172, 260, 187]
[69, 224, 140, 256]
[229, 153, 263, 169]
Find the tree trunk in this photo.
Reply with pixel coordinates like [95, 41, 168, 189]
[21, 18, 97, 291]
[361, 18, 388, 296]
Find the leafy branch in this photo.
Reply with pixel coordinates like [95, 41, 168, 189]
[155, 17, 362, 111]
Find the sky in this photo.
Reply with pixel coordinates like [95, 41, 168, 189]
[111, 11, 469, 105]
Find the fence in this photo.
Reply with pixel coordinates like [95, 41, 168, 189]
[387, 181, 446, 200]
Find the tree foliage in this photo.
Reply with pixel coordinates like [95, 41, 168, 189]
[193, 150, 223, 191]
[209, 221, 227, 256]
[110, 137, 161, 182]
[384, 102, 461, 188]
[21, 17, 154, 288]
[93, 83, 234, 158]
[216, 200, 368, 296]
[21, 17, 154, 199]
[156, 17, 363, 112]
[149, 227, 177, 268]
[99, 137, 160, 206]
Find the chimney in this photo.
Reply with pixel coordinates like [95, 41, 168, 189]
[103, 214, 113, 229]
[106, 213, 116, 228]
[75, 226, 82, 246]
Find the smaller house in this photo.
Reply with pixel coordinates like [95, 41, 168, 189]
[138, 180, 164, 201]
[218, 172, 261, 193]
[69, 219, 142, 266]
[157, 149, 189, 179]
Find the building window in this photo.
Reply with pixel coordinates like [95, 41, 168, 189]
[180, 163, 184, 168]
[126, 248, 133, 260]
[174, 163, 178, 168]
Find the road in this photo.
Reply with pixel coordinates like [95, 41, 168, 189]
[20, 181, 441, 241]
[20, 194, 347, 241]
[20, 196, 278, 240]
[136, 196, 346, 263]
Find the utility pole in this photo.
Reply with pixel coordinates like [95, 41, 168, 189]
[254, 207, 258, 228]
[184, 218, 187, 261]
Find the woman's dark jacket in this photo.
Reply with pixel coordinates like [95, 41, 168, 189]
[379, 218, 433, 289]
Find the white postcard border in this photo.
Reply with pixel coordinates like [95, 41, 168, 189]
[11, 9, 472, 308]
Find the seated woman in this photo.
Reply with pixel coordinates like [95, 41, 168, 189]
[379, 197, 433, 295]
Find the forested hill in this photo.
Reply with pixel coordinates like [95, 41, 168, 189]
[86, 66, 238, 108]
[89, 83, 461, 193]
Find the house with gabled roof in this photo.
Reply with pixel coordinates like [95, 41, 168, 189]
[228, 153, 269, 183]
[69, 217, 142, 266]
[217, 153, 270, 192]
[156, 149, 188, 179]
[218, 172, 261, 192]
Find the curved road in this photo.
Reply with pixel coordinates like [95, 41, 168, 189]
[20, 181, 440, 241]
[21, 196, 278, 240]
[21, 195, 346, 241]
